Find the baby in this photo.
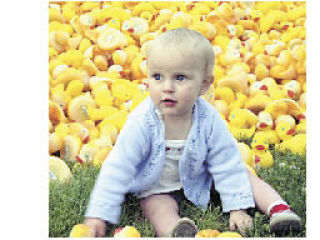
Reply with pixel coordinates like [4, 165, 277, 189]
[84, 28, 301, 237]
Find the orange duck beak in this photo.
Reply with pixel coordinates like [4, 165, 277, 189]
[286, 129, 295, 135]
[255, 145, 265, 150]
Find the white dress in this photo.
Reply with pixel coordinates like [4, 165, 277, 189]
[136, 109, 184, 199]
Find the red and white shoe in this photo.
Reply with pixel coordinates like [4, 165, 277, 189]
[269, 204, 301, 234]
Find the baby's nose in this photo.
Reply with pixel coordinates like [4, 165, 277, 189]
[163, 79, 175, 92]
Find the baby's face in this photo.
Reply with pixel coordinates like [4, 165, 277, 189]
[147, 45, 207, 120]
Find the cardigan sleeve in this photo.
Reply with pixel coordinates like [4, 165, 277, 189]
[205, 111, 255, 212]
[85, 114, 150, 224]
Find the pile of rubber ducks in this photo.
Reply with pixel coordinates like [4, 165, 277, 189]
[49, 1, 306, 183]
[69, 224, 242, 238]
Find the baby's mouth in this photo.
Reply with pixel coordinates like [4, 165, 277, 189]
[161, 98, 177, 106]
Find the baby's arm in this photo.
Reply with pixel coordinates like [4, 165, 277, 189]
[205, 111, 255, 234]
[84, 115, 150, 233]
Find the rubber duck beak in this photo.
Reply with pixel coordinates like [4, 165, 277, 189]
[260, 85, 268, 91]
[287, 129, 295, 135]
[296, 114, 306, 120]
[82, 135, 90, 144]
[76, 155, 84, 164]
[259, 122, 268, 128]
[287, 90, 295, 98]
[255, 145, 265, 150]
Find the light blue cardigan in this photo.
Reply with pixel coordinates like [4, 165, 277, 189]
[85, 96, 255, 224]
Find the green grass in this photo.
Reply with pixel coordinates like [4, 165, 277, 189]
[49, 150, 306, 237]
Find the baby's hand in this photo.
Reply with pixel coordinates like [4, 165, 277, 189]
[84, 217, 107, 237]
[229, 209, 253, 236]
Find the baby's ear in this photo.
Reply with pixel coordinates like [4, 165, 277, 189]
[200, 75, 214, 95]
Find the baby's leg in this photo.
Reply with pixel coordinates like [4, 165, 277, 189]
[140, 194, 180, 237]
[246, 169, 283, 213]
[247, 169, 301, 234]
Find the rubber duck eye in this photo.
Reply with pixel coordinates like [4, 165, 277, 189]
[176, 75, 185, 81]
[153, 74, 161, 80]
[265, 141, 267, 145]
[254, 140, 257, 143]
[282, 127, 285, 131]
[231, 114, 235, 119]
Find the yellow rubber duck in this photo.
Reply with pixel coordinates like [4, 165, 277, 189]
[276, 134, 306, 155]
[295, 118, 306, 134]
[150, 9, 172, 31]
[217, 66, 249, 94]
[77, 136, 112, 164]
[256, 111, 274, 131]
[49, 133, 64, 154]
[49, 100, 66, 125]
[260, 130, 280, 145]
[68, 122, 90, 143]
[214, 87, 235, 105]
[50, 84, 72, 112]
[69, 224, 93, 237]
[249, 81, 269, 97]
[267, 84, 288, 101]
[251, 132, 274, 169]
[121, 17, 149, 40]
[245, 94, 272, 114]
[212, 100, 230, 118]
[229, 92, 247, 112]
[228, 108, 258, 141]
[229, 108, 258, 129]
[298, 92, 306, 112]
[49, 156, 72, 184]
[95, 6, 130, 26]
[195, 229, 220, 238]
[283, 80, 301, 100]
[68, 92, 96, 122]
[270, 64, 296, 80]
[132, 2, 156, 17]
[99, 109, 128, 131]
[217, 231, 242, 238]
[275, 115, 296, 129]
[66, 79, 84, 98]
[275, 121, 295, 141]
[114, 226, 141, 238]
[51, 67, 84, 87]
[60, 135, 82, 163]
[265, 99, 302, 120]
[255, 63, 269, 80]
[97, 27, 128, 51]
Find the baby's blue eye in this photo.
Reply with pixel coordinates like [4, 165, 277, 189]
[153, 74, 161, 80]
[176, 75, 185, 81]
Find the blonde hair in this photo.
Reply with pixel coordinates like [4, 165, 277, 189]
[146, 28, 215, 77]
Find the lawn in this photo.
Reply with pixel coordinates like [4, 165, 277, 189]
[49, 150, 306, 237]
